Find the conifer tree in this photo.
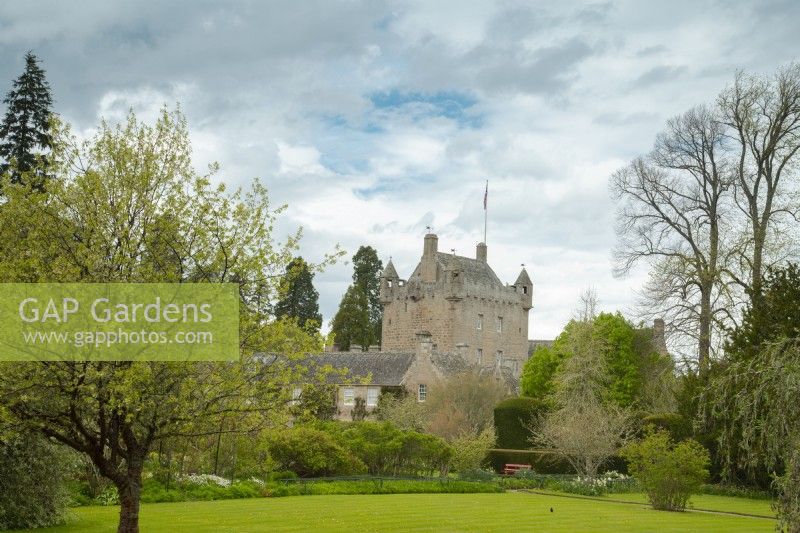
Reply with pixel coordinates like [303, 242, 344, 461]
[352, 245, 383, 343]
[330, 284, 371, 351]
[0, 52, 54, 191]
[274, 256, 323, 333]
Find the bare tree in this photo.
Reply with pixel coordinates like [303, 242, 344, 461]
[530, 321, 632, 477]
[718, 65, 800, 303]
[611, 106, 734, 368]
[574, 287, 599, 322]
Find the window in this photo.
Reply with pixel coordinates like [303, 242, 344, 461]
[343, 387, 355, 406]
[496, 350, 503, 365]
[418, 383, 427, 402]
[496, 316, 503, 333]
[522, 286, 528, 294]
[477, 314, 483, 330]
[367, 387, 380, 407]
[476, 348, 483, 364]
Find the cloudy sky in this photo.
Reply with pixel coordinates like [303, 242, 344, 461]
[1, 1, 797, 338]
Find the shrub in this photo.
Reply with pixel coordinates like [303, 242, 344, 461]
[641, 413, 693, 442]
[450, 428, 495, 472]
[622, 429, 709, 511]
[493, 397, 548, 449]
[339, 421, 452, 476]
[267, 427, 366, 477]
[0, 433, 71, 529]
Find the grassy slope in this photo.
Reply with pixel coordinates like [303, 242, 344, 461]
[23, 493, 774, 533]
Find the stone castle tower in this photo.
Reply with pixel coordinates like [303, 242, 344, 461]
[380, 232, 532, 377]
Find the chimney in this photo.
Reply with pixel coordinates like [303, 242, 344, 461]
[415, 330, 433, 360]
[421, 233, 438, 282]
[476, 242, 487, 263]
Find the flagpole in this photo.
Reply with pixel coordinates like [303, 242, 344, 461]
[483, 180, 488, 244]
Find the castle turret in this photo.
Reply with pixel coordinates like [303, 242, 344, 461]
[420, 233, 438, 282]
[380, 259, 399, 304]
[515, 268, 532, 310]
[476, 242, 487, 263]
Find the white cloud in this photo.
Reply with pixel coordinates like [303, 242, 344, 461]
[1, 0, 797, 338]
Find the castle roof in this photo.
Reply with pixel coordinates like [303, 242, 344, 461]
[409, 252, 504, 287]
[515, 268, 532, 286]
[382, 259, 399, 279]
[299, 351, 415, 386]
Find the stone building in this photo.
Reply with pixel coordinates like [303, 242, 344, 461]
[380, 232, 532, 378]
[305, 331, 470, 420]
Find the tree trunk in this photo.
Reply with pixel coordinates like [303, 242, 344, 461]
[698, 283, 712, 372]
[117, 470, 142, 533]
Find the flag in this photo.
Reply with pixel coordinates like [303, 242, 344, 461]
[483, 181, 488, 210]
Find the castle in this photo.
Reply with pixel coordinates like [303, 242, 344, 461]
[380, 232, 532, 378]
[305, 232, 534, 420]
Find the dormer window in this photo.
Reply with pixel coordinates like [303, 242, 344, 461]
[522, 286, 528, 294]
[388, 280, 393, 288]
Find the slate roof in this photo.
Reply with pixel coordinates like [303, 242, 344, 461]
[435, 252, 503, 286]
[300, 351, 415, 386]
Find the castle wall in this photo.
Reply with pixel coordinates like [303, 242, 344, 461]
[381, 266, 530, 376]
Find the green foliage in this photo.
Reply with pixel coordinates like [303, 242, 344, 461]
[330, 285, 372, 351]
[640, 413, 693, 442]
[521, 313, 671, 409]
[593, 313, 640, 407]
[0, 433, 70, 529]
[352, 245, 383, 340]
[351, 397, 368, 421]
[775, 438, 800, 533]
[331, 246, 383, 350]
[520, 339, 568, 401]
[266, 427, 366, 477]
[0, 52, 53, 190]
[0, 108, 338, 533]
[726, 263, 800, 362]
[337, 421, 453, 477]
[622, 429, 710, 511]
[274, 257, 323, 334]
[493, 397, 548, 449]
[450, 428, 496, 472]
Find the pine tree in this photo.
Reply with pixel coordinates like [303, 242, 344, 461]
[352, 245, 383, 344]
[330, 284, 371, 351]
[274, 256, 323, 333]
[0, 51, 54, 191]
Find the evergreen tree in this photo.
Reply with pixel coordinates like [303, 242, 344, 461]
[352, 245, 383, 343]
[330, 284, 371, 351]
[0, 52, 54, 191]
[274, 256, 322, 333]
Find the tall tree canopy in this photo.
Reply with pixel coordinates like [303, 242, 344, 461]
[0, 109, 335, 533]
[0, 52, 53, 191]
[331, 245, 382, 350]
[521, 312, 673, 410]
[330, 284, 371, 351]
[611, 64, 800, 367]
[274, 256, 323, 333]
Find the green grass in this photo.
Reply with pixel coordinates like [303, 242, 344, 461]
[20, 492, 774, 532]
[600, 492, 775, 517]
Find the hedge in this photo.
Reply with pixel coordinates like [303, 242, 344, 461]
[493, 397, 548, 449]
[486, 449, 628, 475]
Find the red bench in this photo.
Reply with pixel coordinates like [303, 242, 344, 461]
[503, 463, 532, 476]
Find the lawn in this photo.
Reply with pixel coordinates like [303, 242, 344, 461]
[20, 492, 775, 532]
